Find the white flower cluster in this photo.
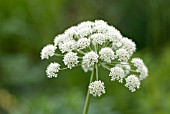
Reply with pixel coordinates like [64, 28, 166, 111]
[116, 48, 130, 62]
[46, 62, 60, 78]
[125, 75, 140, 92]
[99, 47, 115, 63]
[90, 33, 106, 45]
[41, 44, 56, 60]
[109, 66, 125, 83]
[82, 51, 99, 68]
[40, 20, 149, 96]
[89, 80, 105, 97]
[77, 38, 90, 49]
[131, 58, 148, 80]
[63, 52, 79, 69]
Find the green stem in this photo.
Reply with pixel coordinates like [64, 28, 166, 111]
[130, 70, 138, 73]
[95, 64, 99, 80]
[60, 67, 68, 70]
[109, 62, 134, 66]
[100, 63, 110, 70]
[101, 42, 106, 49]
[55, 53, 63, 57]
[83, 68, 94, 114]
[88, 45, 92, 51]
[77, 50, 86, 55]
[94, 44, 97, 53]
[79, 57, 83, 59]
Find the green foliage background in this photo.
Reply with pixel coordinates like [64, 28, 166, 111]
[0, 0, 170, 114]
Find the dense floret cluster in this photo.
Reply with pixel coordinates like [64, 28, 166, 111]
[40, 20, 149, 96]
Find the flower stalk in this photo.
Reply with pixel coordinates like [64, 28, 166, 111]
[83, 68, 94, 114]
[95, 64, 99, 80]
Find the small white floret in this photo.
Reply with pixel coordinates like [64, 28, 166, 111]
[122, 37, 136, 55]
[59, 40, 77, 53]
[63, 52, 79, 69]
[131, 58, 148, 80]
[41, 44, 56, 60]
[125, 75, 140, 92]
[99, 47, 115, 63]
[93, 20, 108, 33]
[89, 80, 105, 97]
[82, 51, 99, 68]
[46, 62, 60, 78]
[109, 66, 125, 83]
[77, 21, 94, 29]
[116, 48, 130, 62]
[106, 26, 123, 42]
[64, 26, 79, 38]
[90, 33, 107, 45]
[54, 34, 71, 46]
[77, 38, 90, 49]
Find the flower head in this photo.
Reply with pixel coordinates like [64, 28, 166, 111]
[89, 80, 105, 97]
[77, 21, 94, 29]
[99, 47, 115, 63]
[93, 20, 108, 33]
[77, 38, 90, 49]
[112, 40, 123, 50]
[63, 52, 79, 69]
[106, 26, 122, 42]
[54, 34, 71, 46]
[116, 48, 130, 62]
[90, 33, 106, 45]
[59, 40, 76, 53]
[82, 51, 98, 68]
[77, 21, 94, 37]
[125, 75, 140, 92]
[46, 62, 60, 78]
[41, 44, 56, 60]
[41, 20, 149, 97]
[64, 26, 78, 38]
[122, 37, 136, 55]
[131, 58, 148, 80]
[109, 66, 125, 83]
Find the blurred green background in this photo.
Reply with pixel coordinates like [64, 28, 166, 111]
[0, 0, 170, 114]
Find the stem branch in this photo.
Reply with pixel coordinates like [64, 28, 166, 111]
[83, 68, 94, 114]
[95, 64, 99, 80]
[55, 53, 63, 57]
[77, 50, 86, 55]
[100, 63, 110, 70]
